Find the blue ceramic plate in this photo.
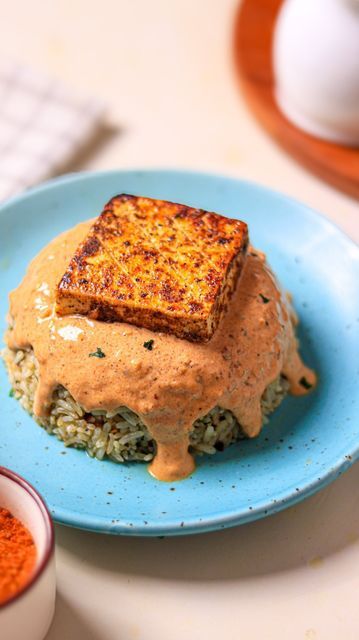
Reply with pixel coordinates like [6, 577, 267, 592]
[0, 170, 358, 536]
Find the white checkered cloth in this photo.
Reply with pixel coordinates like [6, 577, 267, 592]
[0, 61, 105, 201]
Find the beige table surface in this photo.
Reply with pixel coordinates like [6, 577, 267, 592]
[2, 1, 359, 638]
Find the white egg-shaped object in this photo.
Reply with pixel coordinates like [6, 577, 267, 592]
[273, 0, 359, 145]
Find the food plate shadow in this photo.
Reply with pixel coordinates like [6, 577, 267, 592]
[47, 592, 105, 640]
[55, 462, 359, 582]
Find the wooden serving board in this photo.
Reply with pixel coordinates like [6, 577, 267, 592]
[234, 0, 359, 200]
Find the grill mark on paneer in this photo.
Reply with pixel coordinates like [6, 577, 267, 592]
[55, 195, 249, 342]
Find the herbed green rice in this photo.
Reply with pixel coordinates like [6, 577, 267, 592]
[3, 347, 289, 463]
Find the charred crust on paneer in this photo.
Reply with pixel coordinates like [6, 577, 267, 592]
[56, 195, 248, 342]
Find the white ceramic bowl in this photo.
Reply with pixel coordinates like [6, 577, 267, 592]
[273, 0, 359, 145]
[0, 467, 56, 640]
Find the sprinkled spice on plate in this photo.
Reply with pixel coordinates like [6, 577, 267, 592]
[0, 507, 36, 605]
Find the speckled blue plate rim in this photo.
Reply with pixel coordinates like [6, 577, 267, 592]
[51, 455, 356, 536]
[1, 168, 358, 537]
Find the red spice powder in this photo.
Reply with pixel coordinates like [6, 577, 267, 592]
[0, 507, 37, 605]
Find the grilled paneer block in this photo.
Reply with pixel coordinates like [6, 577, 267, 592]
[56, 195, 249, 342]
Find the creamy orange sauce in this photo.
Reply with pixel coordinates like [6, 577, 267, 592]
[6, 222, 316, 481]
